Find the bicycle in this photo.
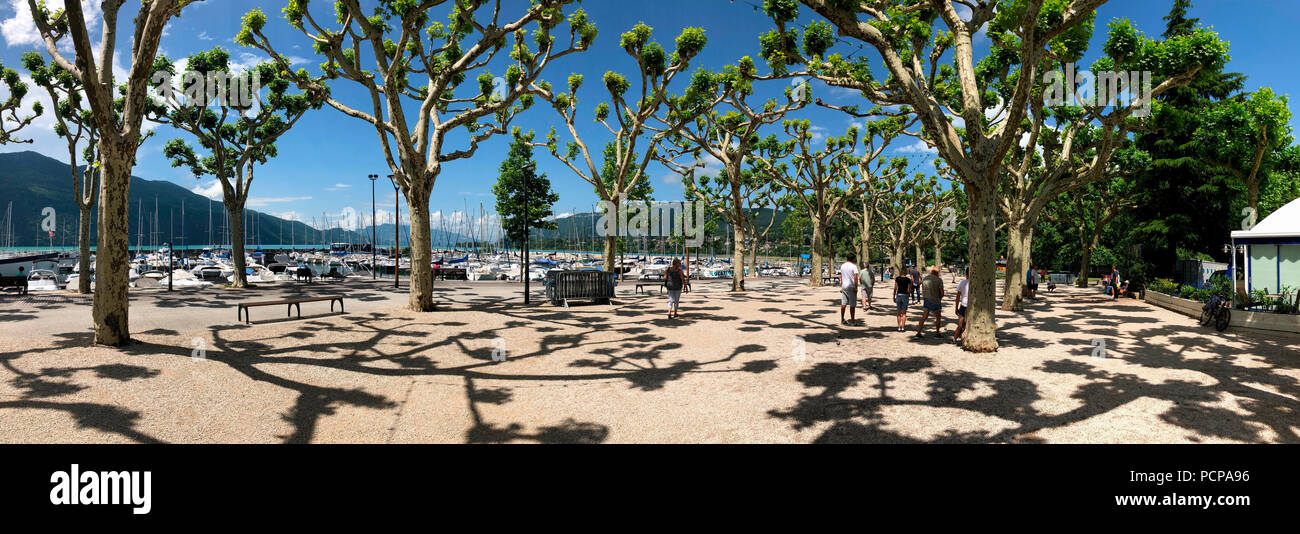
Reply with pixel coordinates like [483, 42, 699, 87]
[1199, 296, 1231, 332]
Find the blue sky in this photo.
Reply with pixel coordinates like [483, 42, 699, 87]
[2, 0, 1297, 234]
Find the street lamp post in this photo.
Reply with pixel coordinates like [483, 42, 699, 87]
[368, 174, 378, 279]
[166, 242, 173, 292]
[388, 174, 400, 289]
[522, 163, 535, 304]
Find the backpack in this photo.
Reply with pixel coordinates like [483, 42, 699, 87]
[665, 269, 683, 291]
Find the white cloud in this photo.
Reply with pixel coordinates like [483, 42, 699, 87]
[197, 31, 213, 41]
[190, 180, 223, 200]
[247, 195, 312, 208]
[273, 210, 307, 224]
[809, 125, 829, 143]
[896, 140, 938, 155]
[325, 183, 352, 191]
[2, 0, 102, 48]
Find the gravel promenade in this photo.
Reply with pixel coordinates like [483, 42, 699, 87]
[1, 278, 1296, 443]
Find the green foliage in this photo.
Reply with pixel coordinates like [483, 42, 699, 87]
[150, 47, 325, 188]
[0, 56, 41, 144]
[493, 133, 559, 243]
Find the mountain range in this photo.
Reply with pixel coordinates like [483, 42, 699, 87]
[0, 150, 795, 250]
[0, 150, 468, 249]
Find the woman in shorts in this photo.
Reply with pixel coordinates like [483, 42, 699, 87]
[893, 271, 912, 332]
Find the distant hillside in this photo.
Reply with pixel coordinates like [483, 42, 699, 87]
[0, 151, 465, 248]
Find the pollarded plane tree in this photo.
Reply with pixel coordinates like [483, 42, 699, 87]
[669, 160, 781, 288]
[1195, 87, 1293, 215]
[21, 52, 116, 294]
[148, 49, 324, 288]
[758, 0, 1227, 351]
[0, 56, 41, 144]
[656, 57, 808, 291]
[878, 172, 952, 276]
[747, 187, 794, 278]
[27, 0, 200, 346]
[238, 0, 595, 311]
[814, 101, 915, 270]
[752, 120, 864, 287]
[529, 22, 714, 273]
[996, 19, 1223, 311]
[1043, 151, 1142, 287]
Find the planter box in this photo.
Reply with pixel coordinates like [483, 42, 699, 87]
[1232, 308, 1300, 332]
[1145, 291, 1300, 334]
[1144, 291, 1203, 317]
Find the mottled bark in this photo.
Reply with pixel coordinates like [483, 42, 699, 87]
[92, 151, 132, 346]
[809, 220, 825, 287]
[406, 193, 434, 311]
[76, 205, 91, 294]
[602, 235, 617, 274]
[962, 184, 999, 352]
[1001, 223, 1031, 311]
[226, 202, 248, 288]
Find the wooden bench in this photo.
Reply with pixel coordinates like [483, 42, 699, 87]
[0, 276, 27, 295]
[237, 295, 344, 324]
[294, 267, 314, 283]
[433, 267, 468, 280]
[635, 282, 661, 295]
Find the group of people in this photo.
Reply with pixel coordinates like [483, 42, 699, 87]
[838, 255, 969, 344]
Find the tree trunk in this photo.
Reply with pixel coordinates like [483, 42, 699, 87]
[602, 235, 617, 274]
[915, 243, 925, 270]
[227, 202, 248, 288]
[891, 242, 905, 276]
[748, 241, 758, 278]
[407, 195, 435, 311]
[934, 240, 943, 271]
[1001, 223, 1031, 311]
[1077, 244, 1093, 288]
[731, 223, 747, 291]
[860, 205, 873, 268]
[963, 183, 999, 352]
[77, 205, 92, 294]
[809, 220, 825, 287]
[92, 152, 132, 346]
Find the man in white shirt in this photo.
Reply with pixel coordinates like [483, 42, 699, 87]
[839, 253, 860, 326]
[953, 274, 969, 345]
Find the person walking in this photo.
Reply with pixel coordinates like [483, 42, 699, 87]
[909, 265, 922, 303]
[894, 267, 913, 332]
[1110, 265, 1121, 301]
[916, 266, 944, 338]
[860, 263, 876, 309]
[953, 271, 969, 345]
[839, 253, 861, 325]
[664, 258, 686, 319]
[1026, 265, 1039, 300]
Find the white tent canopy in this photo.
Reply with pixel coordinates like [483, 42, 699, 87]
[1231, 197, 1300, 240]
[1230, 196, 1300, 296]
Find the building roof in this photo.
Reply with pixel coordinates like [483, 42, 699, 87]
[1231, 196, 1300, 240]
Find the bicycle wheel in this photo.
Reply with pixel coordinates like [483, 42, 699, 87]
[1215, 308, 1231, 332]
[1199, 308, 1213, 326]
